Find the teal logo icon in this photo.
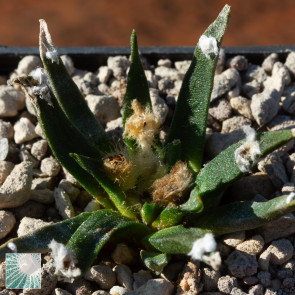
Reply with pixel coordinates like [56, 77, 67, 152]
[6, 253, 41, 289]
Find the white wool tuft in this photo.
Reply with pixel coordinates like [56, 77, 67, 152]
[45, 49, 59, 64]
[286, 192, 295, 204]
[188, 233, 217, 260]
[234, 125, 261, 173]
[198, 35, 219, 59]
[7, 242, 17, 252]
[28, 68, 53, 106]
[48, 239, 81, 279]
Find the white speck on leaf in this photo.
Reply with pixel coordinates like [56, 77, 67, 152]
[234, 125, 261, 173]
[198, 35, 219, 59]
[188, 233, 217, 260]
[7, 242, 17, 252]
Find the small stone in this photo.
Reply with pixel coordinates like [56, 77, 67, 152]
[282, 277, 295, 289]
[86, 95, 120, 126]
[227, 55, 248, 71]
[107, 56, 130, 72]
[276, 269, 293, 279]
[221, 116, 251, 134]
[273, 61, 291, 86]
[97, 66, 113, 84]
[61, 55, 75, 76]
[129, 279, 174, 295]
[54, 187, 75, 219]
[263, 75, 284, 96]
[217, 275, 238, 294]
[63, 278, 93, 295]
[262, 53, 279, 74]
[222, 231, 246, 248]
[161, 261, 185, 282]
[242, 80, 261, 99]
[216, 48, 226, 74]
[40, 156, 60, 177]
[260, 214, 295, 243]
[144, 70, 157, 88]
[257, 271, 271, 288]
[177, 261, 202, 295]
[0, 138, 9, 161]
[211, 69, 240, 101]
[243, 65, 267, 83]
[258, 250, 271, 271]
[52, 288, 72, 295]
[282, 85, 295, 115]
[157, 59, 172, 68]
[30, 188, 54, 204]
[268, 115, 295, 131]
[264, 288, 278, 295]
[0, 86, 25, 117]
[174, 60, 190, 74]
[35, 123, 46, 139]
[267, 239, 294, 265]
[230, 287, 247, 295]
[111, 243, 136, 265]
[97, 83, 110, 95]
[250, 89, 280, 126]
[58, 179, 80, 202]
[92, 291, 110, 295]
[270, 279, 281, 291]
[85, 264, 116, 290]
[0, 120, 13, 139]
[14, 200, 45, 219]
[73, 72, 97, 96]
[84, 199, 100, 212]
[236, 235, 264, 255]
[282, 259, 295, 271]
[114, 264, 133, 291]
[230, 96, 253, 120]
[0, 161, 33, 209]
[31, 139, 48, 160]
[16, 55, 42, 75]
[155, 66, 181, 81]
[0, 161, 14, 185]
[0, 210, 15, 239]
[209, 98, 232, 122]
[0, 262, 5, 288]
[19, 147, 39, 168]
[225, 250, 258, 278]
[285, 51, 295, 78]
[248, 284, 264, 295]
[14, 117, 37, 144]
[202, 267, 220, 291]
[150, 89, 169, 125]
[17, 216, 52, 237]
[133, 270, 152, 290]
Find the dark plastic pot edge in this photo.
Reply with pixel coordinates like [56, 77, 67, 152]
[0, 45, 294, 74]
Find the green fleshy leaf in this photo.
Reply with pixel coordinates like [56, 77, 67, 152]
[122, 30, 152, 152]
[140, 250, 170, 275]
[66, 210, 152, 274]
[0, 212, 92, 261]
[165, 5, 231, 172]
[189, 195, 295, 235]
[196, 129, 294, 209]
[140, 202, 162, 225]
[165, 139, 182, 167]
[12, 77, 113, 209]
[39, 20, 111, 154]
[71, 153, 139, 220]
[144, 225, 208, 254]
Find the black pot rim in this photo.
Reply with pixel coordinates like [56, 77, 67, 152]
[0, 45, 294, 74]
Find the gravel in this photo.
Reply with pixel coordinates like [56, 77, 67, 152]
[0, 50, 295, 294]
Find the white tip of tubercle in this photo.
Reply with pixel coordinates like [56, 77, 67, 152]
[39, 19, 59, 64]
[286, 192, 295, 204]
[291, 128, 295, 137]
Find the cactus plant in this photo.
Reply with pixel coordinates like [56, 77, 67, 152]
[1, 4, 295, 278]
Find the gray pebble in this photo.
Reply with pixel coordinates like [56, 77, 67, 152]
[248, 284, 264, 295]
[267, 239, 294, 265]
[243, 65, 267, 83]
[17, 216, 52, 237]
[257, 271, 271, 287]
[133, 270, 152, 290]
[221, 116, 251, 134]
[16, 55, 42, 75]
[86, 94, 120, 126]
[0, 210, 15, 239]
[111, 243, 136, 265]
[0, 138, 9, 161]
[202, 267, 220, 291]
[174, 60, 190, 74]
[85, 264, 116, 290]
[155, 66, 181, 81]
[225, 250, 258, 278]
[227, 55, 248, 71]
[107, 56, 130, 72]
[285, 51, 295, 78]
[114, 264, 133, 291]
[14, 200, 45, 219]
[97, 66, 113, 84]
[217, 275, 238, 294]
[31, 139, 48, 160]
[127, 279, 174, 295]
[230, 96, 253, 120]
[157, 59, 172, 68]
[209, 98, 232, 122]
[242, 80, 261, 98]
[150, 89, 169, 125]
[262, 53, 279, 74]
[0, 120, 13, 139]
[61, 55, 75, 76]
[52, 288, 72, 295]
[63, 278, 93, 295]
[250, 89, 280, 126]
[14, 117, 37, 144]
[282, 277, 295, 288]
[40, 156, 60, 177]
[258, 250, 271, 271]
[236, 235, 264, 255]
[282, 85, 295, 115]
[0, 86, 25, 117]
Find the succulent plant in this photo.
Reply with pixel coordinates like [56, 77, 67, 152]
[1, 4, 295, 278]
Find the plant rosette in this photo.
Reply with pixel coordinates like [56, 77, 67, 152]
[1, 4, 295, 291]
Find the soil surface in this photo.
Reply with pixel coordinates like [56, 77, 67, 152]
[1, 0, 295, 47]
